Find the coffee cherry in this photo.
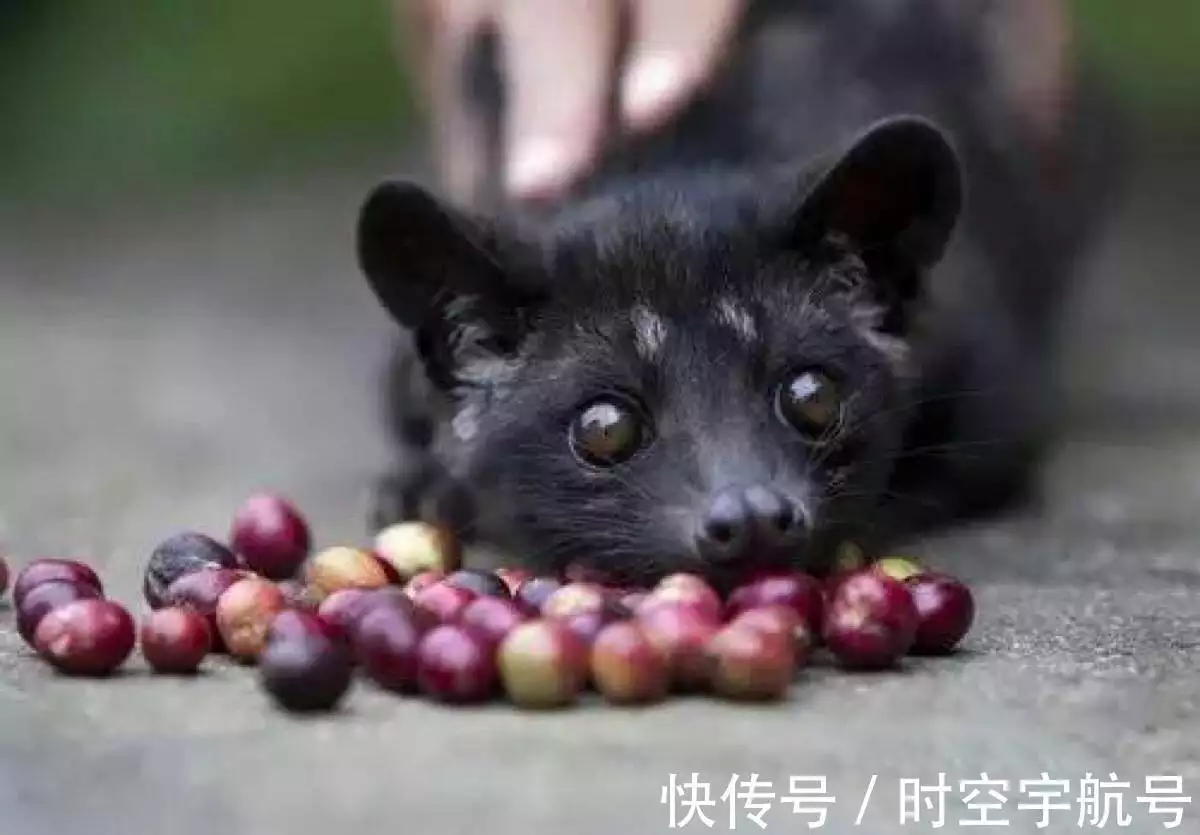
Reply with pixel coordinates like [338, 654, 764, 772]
[14, 559, 103, 609]
[655, 573, 714, 595]
[642, 578, 723, 624]
[457, 596, 527, 651]
[403, 570, 445, 598]
[906, 573, 975, 655]
[355, 604, 424, 693]
[267, 608, 347, 646]
[497, 620, 588, 709]
[35, 599, 136, 676]
[215, 577, 287, 662]
[303, 546, 389, 603]
[416, 625, 498, 703]
[823, 569, 919, 670]
[373, 521, 461, 582]
[144, 532, 239, 609]
[728, 605, 811, 666]
[444, 568, 511, 599]
[140, 608, 212, 674]
[726, 572, 824, 635]
[259, 624, 353, 713]
[412, 582, 478, 625]
[512, 577, 562, 617]
[636, 602, 719, 691]
[368, 585, 439, 633]
[229, 493, 311, 580]
[317, 587, 384, 637]
[368, 585, 416, 611]
[706, 623, 794, 701]
[590, 621, 669, 705]
[542, 582, 607, 620]
[560, 607, 620, 649]
[873, 557, 924, 582]
[17, 580, 103, 645]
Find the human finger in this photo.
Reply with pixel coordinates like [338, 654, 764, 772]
[498, 0, 620, 201]
[619, 0, 745, 133]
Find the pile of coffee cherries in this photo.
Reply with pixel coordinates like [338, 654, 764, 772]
[0, 493, 975, 713]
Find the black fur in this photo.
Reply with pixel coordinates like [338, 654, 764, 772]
[358, 0, 1123, 585]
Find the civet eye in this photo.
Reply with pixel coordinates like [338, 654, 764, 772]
[774, 369, 843, 440]
[568, 398, 648, 466]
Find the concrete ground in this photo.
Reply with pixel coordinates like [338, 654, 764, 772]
[0, 158, 1197, 835]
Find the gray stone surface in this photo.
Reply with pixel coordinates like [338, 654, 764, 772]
[1, 162, 1198, 835]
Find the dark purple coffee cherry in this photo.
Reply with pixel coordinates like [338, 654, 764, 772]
[13, 559, 103, 608]
[444, 568, 511, 599]
[144, 532, 240, 609]
[17, 580, 103, 645]
[906, 572, 975, 655]
[259, 627, 353, 713]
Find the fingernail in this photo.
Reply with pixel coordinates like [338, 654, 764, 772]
[621, 54, 688, 129]
[505, 139, 584, 200]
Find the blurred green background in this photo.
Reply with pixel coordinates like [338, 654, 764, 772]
[0, 0, 1196, 214]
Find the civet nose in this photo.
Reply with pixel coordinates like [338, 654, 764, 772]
[696, 485, 805, 564]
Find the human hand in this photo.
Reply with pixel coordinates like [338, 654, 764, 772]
[396, 0, 744, 206]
